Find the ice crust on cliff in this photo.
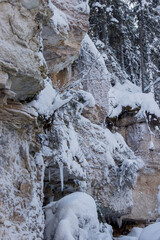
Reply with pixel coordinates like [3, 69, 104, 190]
[109, 80, 160, 118]
[44, 192, 112, 240]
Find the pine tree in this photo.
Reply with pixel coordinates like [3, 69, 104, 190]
[89, 0, 160, 101]
[130, 0, 160, 94]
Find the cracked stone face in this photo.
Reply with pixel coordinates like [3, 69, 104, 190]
[0, 1, 46, 100]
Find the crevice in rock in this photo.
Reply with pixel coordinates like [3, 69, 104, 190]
[112, 219, 152, 237]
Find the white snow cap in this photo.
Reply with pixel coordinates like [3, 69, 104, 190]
[29, 80, 72, 118]
[109, 80, 160, 118]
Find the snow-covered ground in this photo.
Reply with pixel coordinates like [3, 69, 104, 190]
[116, 222, 160, 240]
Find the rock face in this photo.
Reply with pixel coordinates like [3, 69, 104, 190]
[42, 0, 89, 85]
[42, 90, 143, 224]
[0, 0, 49, 100]
[109, 111, 160, 222]
[0, 0, 91, 239]
[0, 117, 44, 239]
[1, 0, 159, 239]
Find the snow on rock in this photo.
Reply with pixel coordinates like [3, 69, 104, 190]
[44, 192, 113, 240]
[0, 123, 45, 239]
[30, 81, 56, 117]
[51, 116, 88, 179]
[148, 140, 155, 151]
[74, 0, 90, 14]
[117, 223, 160, 240]
[29, 80, 73, 118]
[30, 77, 95, 118]
[43, 91, 144, 215]
[128, 227, 143, 239]
[49, 1, 69, 35]
[109, 80, 160, 119]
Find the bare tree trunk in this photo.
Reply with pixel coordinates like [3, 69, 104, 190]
[146, 40, 154, 95]
[139, 0, 145, 92]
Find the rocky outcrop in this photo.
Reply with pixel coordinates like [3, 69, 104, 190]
[1, 0, 157, 239]
[0, 0, 49, 100]
[0, 0, 48, 237]
[42, 0, 89, 86]
[0, 0, 90, 239]
[107, 109, 160, 223]
[0, 115, 44, 239]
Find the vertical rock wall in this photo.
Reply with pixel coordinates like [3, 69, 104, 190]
[0, 0, 90, 239]
[0, 118, 45, 239]
[109, 112, 160, 222]
[0, 0, 154, 239]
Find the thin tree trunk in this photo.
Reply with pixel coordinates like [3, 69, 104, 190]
[139, 0, 145, 92]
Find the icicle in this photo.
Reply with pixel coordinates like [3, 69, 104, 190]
[144, 110, 155, 136]
[148, 140, 155, 151]
[67, 65, 72, 82]
[59, 163, 64, 192]
[158, 186, 160, 215]
[117, 216, 122, 228]
[49, 167, 51, 182]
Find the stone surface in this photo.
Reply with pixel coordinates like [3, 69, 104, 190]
[42, 0, 89, 80]
[0, 1, 91, 238]
[0, 0, 47, 100]
[110, 113, 160, 222]
[1, 0, 159, 238]
[0, 117, 44, 239]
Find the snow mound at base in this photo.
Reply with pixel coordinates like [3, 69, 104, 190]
[44, 192, 112, 240]
[117, 227, 143, 240]
[117, 223, 160, 240]
[139, 222, 160, 240]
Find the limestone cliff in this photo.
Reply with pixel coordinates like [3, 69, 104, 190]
[0, 0, 159, 239]
[107, 80, 160, 224]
